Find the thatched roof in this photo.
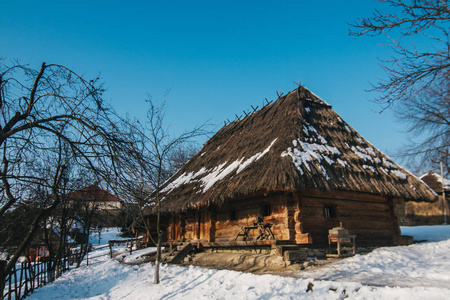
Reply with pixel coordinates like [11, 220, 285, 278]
[68, 185, 123, 203]
[158, 86, 436, 213]
[420, 171, 450, 194]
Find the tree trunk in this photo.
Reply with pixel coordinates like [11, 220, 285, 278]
[154, 209, 162, 284]
[154, 258, 160, 284]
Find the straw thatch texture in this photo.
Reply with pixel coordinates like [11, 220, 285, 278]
[157, 87, 436, 213]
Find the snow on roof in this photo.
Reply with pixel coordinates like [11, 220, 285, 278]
[420, 171, 450, 191]
[162, 139, 278, 194]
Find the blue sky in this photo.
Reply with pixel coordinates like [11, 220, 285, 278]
[0, 0, 421, 158]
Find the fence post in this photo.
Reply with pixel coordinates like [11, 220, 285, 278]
[109, 241, 113, 259]
[0, 260, 6, 299]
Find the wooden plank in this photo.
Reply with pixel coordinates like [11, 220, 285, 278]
[171, 243, 194, 264]
[201, 240, 274, 247]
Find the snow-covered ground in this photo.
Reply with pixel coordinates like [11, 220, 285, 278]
[89, 227, 125, 246]
[26, 225, 450, 299]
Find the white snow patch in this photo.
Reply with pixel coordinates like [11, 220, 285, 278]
[351, 146, 374, 162]
[236, 138, 277, 174]
[122, 248, 157, 264]
[382, 157, 398, 169]
[282, 122, 340, 177]
[323, 156, 335, 166]
[201, 161, 242, 191]
[163, 139, 277, 194]
[363, 165, 377, 173]
[161, 167, 208, 193]
[391, 169, 407, 180]
[337, 158, 349, 168]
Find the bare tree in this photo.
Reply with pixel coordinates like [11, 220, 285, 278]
[350, 0, 450, 107]
[115, 97, 206, 284]
[396, 73, 450, 174]
[350, 0, 450, 170]
[0, 60, 131, 293]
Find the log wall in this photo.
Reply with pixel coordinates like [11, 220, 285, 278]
[214, 194, 289, 242]
[158, 190, 402, 247]
[299, 190, 400, 246]
[162, 193, 292, 243]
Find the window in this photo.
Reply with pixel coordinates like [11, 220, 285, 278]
[262, 204, 271, 217]
[230, 210, 237, 221]
[324, 205, 337, 219]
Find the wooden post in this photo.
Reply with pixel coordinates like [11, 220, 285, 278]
[441, 161, 448, 224]
[109, 241, 113, 259]
[0, 260, 6, 298]
[13, 263, 18, 299]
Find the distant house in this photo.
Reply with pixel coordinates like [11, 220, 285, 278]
[420, 171, 450, 197]
[28, 228, 61, 262]
[69, 185, 124, 211]
[147, 86, 435, 251]
[403, 171, 449, 225]
[68, 185, 124, 227]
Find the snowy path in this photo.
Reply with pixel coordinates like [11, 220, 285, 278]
[26, 225, 450, 299]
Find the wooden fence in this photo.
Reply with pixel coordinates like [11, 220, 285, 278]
[1, 248, 80, 300]
[108, 237, 144, 258]
[1, 238, 144, 300]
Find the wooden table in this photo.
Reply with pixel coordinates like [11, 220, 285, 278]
[327, 234, 356, 258]
[235, 222, 275, 241]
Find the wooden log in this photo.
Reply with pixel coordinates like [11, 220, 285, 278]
[302, 198, 389, 211]
[295, 233, 313, 244]
[284, 250, 308, 262]
[393, 235, 413, 246]
[301, 189, 388, 203]
[338, 209, 391, 220]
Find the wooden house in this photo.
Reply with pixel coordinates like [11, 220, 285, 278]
[68, 185, 124, 227]
[69, 185, 124, 211]
[403, 170, 449, 225]
[28, 228, 61, 262]
[149, 87, 436, 250]
[420, 171, 450, 197]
